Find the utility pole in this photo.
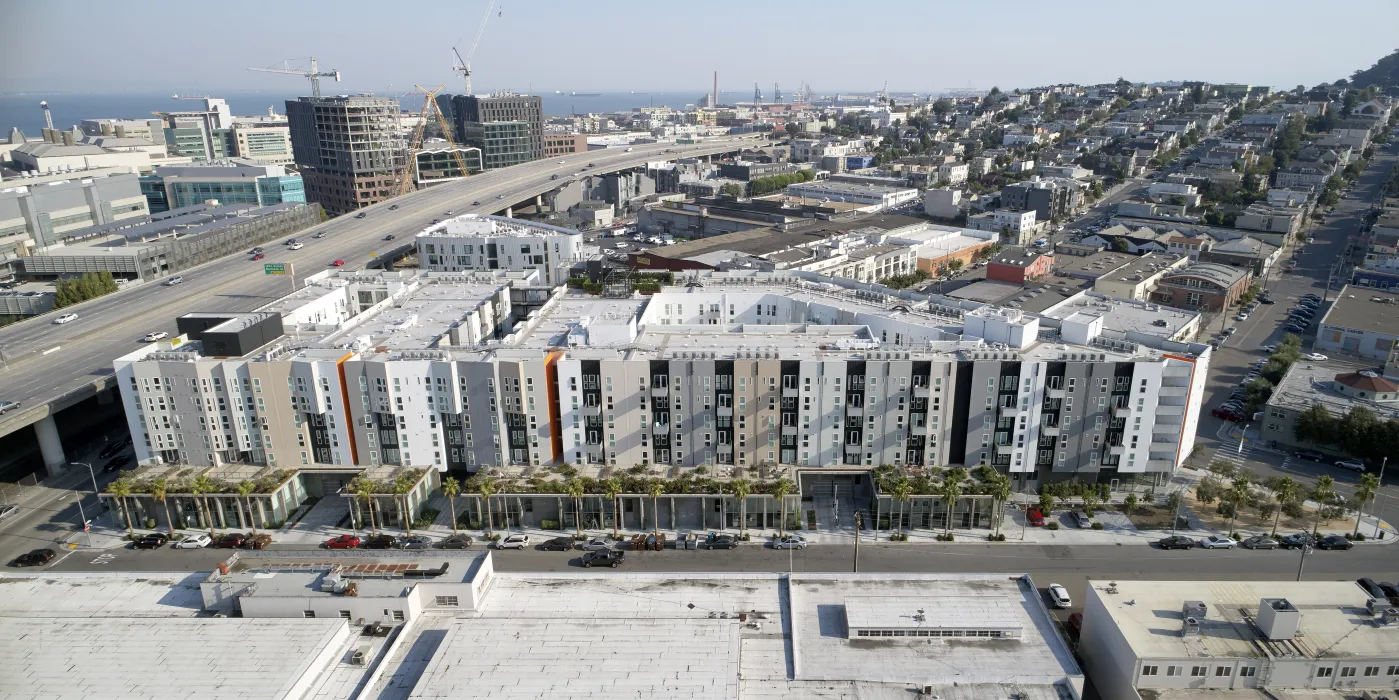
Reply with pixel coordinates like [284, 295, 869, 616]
[1375, 456, 1389, 539]
[1295, 543, 1312, 581]
[853, 510, 862, 572]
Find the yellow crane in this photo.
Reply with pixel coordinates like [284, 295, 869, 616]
[397, 84, 475, 197]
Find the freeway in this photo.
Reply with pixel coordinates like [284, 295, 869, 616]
[0, 135, 761, 438]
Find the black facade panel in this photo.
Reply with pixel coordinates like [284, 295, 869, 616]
[948, 361, 974, 464]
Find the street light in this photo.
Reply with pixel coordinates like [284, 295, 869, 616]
[69, 462, 98, 548]
[1295, 543, 1312, 582]
[1375, 456, 1389, 540]
[70, 461, 109, 527]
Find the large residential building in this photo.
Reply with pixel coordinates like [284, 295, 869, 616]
[415, 214, 595, 286]
[139, 160, 305, 213]
[1081, 579, 1399, 699]
[1001, 177, 1076, 223]
[0, 170, 148, 252]
[452, 93, 544, 169]
[114, 269, 1210, 492]
[966, 209, 1038, 245]
[286, 95, 403, 216]
[1315, 285, 1399, 360]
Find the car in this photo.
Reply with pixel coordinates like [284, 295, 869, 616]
[53, 313, 78, 324]
[773, 535, 808, 549]
[1278, 532, 1316, 549]
[0, 400, 22, 415]
[1157, 535, 1196, 550]
[1306, 237, 1315, 244]
[472, 201, 480, 206]
[1066, 612, 1083, 640]
[0, 503, 17, 520]
[175, 534, 212, 549]
[1047, 583, 1072, 609]
[354, 212, 366, 219]
[1378, 583, 1399, 607]
[1261, 344, 1279, 352]
[580, 536, 613, 551]
[1026, 507, 1046, 526]
[383, 234, 395, 241]
[1259, 296, 1275, 304]
[215, 533, 247, 549]
[1295, 449, 1326, 462]
[322, 534, 361, 549]
[363, 534, 397, 549]
[1356, 577, 1387, 599]
[1286, 324, 1307, 333]
[706, 534, 738, 549]
[1298, 299, 1320, 308]
[430, 219, 439, 224]
[1069, 511, 1093, 528]
[1221, 327, 1237, 336]
[164, 275, 183, 286]
[1241, 535, 1278, 549]
[12, 548, 58, 567]
[1234, 313, 1249, 321]
[101, 454, 132, 472]
[1212, 408, 1243, 420]
[1334, 459, 1366, 472]
[438, 534, 473, 549]
[497, 534, 530, 549]
[132, 533, 169, 549]
[558, 160, 566, 164]
[389, 204, 399, 210]
[540, 536, 575, 551]
[1199, 535, 1237, 549]
[396, 535, 435, 550]
[1290, 309, 1314, 319]
[587, 163, 595, 168]
[331, 259, 346, 267]
[289, 242, 304, 250]
[250, 247, 264, 254]
[1301, 294, 1320, 301]
[1315, 534, 1354, 551]
[625, 147, 633, 152]
[252, 253, 265, 260]
[582, 550, 625, 568]
[315, 232, 328, 238]
[285, 238, 297, 245]
[1303, 353, 1327, 361]
[444, 210, 453, 215]
[496, 194, 504, 199]
[142, 331, 168, 342]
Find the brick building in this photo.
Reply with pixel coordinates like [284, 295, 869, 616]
[986, 247, 1054, 285]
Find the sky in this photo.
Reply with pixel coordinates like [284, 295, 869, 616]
[6, 0, 1397, 96]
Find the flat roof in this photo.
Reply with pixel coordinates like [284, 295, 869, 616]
[1318, 285, 1399, 336]
[1042, 292, 1200, 340]
[0, 573, 206, 618]
[415, 212, 582, 240]
[1089, 579, 1399, 660]
[843, 595, 1023, 632]
[1096, 252, 1188, 285]
[1053, 249, 1138, 278]
[1266, 360, 1399, 420]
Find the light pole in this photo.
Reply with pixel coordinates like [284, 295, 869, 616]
[1295, 543, 1312, 581]
[71, 462, 107, 526]
[1237, 422, 1250, 455]
[1375, 456, 1389, 540]
[853, 510, 862, 573]
[73, 493, 93, 548]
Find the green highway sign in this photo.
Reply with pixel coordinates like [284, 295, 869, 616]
[263, 263, 287, 275]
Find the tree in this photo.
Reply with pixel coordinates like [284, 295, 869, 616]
[109, 477, 135, 536]
[442, 477, 461, 536]
[1110, 237, 1129, 252]
[393, 477, 413, 535]
[190, 474, 216, 537]
[939, 468, 967, 535]
[565, 477, 586, 537]
[1353, 473, 1380, 537]
[1123, 493, 1139, 515]
[352, 477, 377, 535]
[890, 477, 913, 539]
[151, 477, 174, 536]
[647, 479, 665, 536]
[1037, 489, 1054, 517]
[1293, 403, 1335, 445]
[1224, 476, 1251, 536]
[1310, 475, 1336, 535]
[603, 477, 622, 538]
[477, 477, 497, 536]
[1271, 476, 1298, 536]
[986, 472, 1011, 538]
[236, 479, 257, 533]
[771, 477, 793, 536]
[732, 478, 753, 537]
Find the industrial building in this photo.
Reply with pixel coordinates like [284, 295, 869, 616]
[139, 160, 305, 213]
[1260, 360, 1399, 453]
[782, 180, 920, 212]
[415, 214, 595, 285]
[1315, 285, 1399, 360]
[452, 93, 544, 169]
[0, 170, 148, 254]
[286, 95, 403, 216]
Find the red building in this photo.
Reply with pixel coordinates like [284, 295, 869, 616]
[986, 247, 1054, 285]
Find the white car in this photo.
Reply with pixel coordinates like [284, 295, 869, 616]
[1234, 313, 1249, 321]
[1335, 459, 1366, 472]
[174, 534, 212, 549]
[53, 313, 78, 324]
[142, 331, 169, 342]
[289, 242, 304, 250]
[1047, 583, 1072, 609]
[558, 160, 566, 165]
[314, 232, 328, 239]
[1303, 353, 1327, 361]
[1261, 345, 1278, 353]
[497, 534, 530, 550]
[773, 535, 808, 550]
[0, 503, 18, 520]
[1199, 535, 1237, 549]
[163, 275, 183, 286]
[581, 536, 612, 551]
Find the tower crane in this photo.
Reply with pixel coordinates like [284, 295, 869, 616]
[247, 57, 340, 99]
[397, 84, 475, 196]
[452, 0, 497, 95]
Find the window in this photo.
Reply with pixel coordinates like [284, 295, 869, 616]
[435, 596, 459, 607]
[339, 610, 352, 619]
[1339, 666, 1355, 678]
[1166, 666, 1182, 677]
[1141, 665, 1158, 676]
[1214, 667, 1232, 677]
[392, 610, 405, 621]
[1315, 667, 1333, 678]
[1190, 666, 1206, 677]
[1363, 666, 1379, 677]
[302, 610, 316, 618]
[1238, 666, 1256, 677]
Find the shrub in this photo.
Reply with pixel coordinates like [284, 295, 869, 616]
[1046, 522, 1060, 531]
[411, 508, 441, 529]
[890, 533, 908, 541]
[540, 519, 560, 531]
[1318, 505, 1345, 522]
[1257, 503, 1276, 519]
[1091, 522, 1105, 530]
[1216, 502, 1236, 518]
[1282, 501, 1306, 518]
[987, 533, 1006, 542]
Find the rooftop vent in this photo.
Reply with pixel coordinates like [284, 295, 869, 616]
[1182, 616, 1201, 636]
[1182, 600, 1208, 619]
[1256, 598, 1300, 640]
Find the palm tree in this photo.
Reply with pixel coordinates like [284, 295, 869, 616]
[151, 477, 174, 537]
[986, 473, 1012, 539]
[940, 467, 967, 536]
[603, 477, 622, 538]
[1224, 475, 1251, 537]
[442, 477, 461, 536]
[1271, 476, 1297, 536]
[236, 480, 257, 533]
[352, 477, 378, 535]
[771, 477, 793, 537]
[565, 478, 586, 537]
[890, 477, 914, 539]
[393, 477, 413, 535]
[1352, 472, 1380, 538]
[647, 479, 664, 536]
[477, 477, 497, 536]
[109, 478, 135, 535]
[1310, 475, 1336, 536]
[190, 474, 216, 537]
[732, 478, 752, 537]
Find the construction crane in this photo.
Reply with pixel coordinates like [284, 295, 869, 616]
[878, 81, 888, 103]
[452, 0, 497, 95]
[397, 84, 475, 196]
[247, 57, 340, 99]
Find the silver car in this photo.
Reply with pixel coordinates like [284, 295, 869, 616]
[581, 536, 612, 551]
[773, 535, 808, 549]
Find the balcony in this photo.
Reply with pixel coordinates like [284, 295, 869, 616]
[1000, 405, 1021, 418]
[782, 386, 799, 398]
[846, 404, 864, 417]
[1155, 404, 1186, 416]
[651, 386, 669, 398]
[651, 423, 669, 435]
[581, 403, 603, 416]
[1046, 387, 1066, 399]
[1108, 444, 1127, 455]
[1147, 459, 1175, 470]
[717, 444, 733, 455]
[1114, 406, 1132, 419]
[912, 385, 929, 398]
[781, 425, 798, 437]
[994, 442, 1015, 456]
[1041, 424, 1061, 437]
[1158, 385, 1189, 397]
[717, 406, 733, 417]
[1162, 366, 1193, 378]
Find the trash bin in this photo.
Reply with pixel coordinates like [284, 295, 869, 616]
[683, 533, 698, 550]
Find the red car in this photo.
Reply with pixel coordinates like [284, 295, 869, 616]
[323, 535, 361, 549]
[252, 253, 265, 261]
[1026, 508, 1046, 526]
[331, 259, 346, 267]
[215, 533, 246, 549]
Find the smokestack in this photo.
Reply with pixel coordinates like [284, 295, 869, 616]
[40, 101, 53, 130]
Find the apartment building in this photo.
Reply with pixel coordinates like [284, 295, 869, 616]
[415, 214, 595, 286]
[452, 93, 544, 168]
[542, 132, 588, 157]
[285, 95, 403, 216]
[114, 270, 1209, 491]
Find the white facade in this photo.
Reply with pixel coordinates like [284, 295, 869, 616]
[923, 189, 962, 218]
[415, 214, 595, 286]
[937, 162, 969, 185]
[784, 182, 919, 211]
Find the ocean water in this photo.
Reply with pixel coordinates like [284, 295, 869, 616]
[0, 90, 721, 136]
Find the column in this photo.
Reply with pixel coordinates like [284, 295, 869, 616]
[504, 206, 513, 218]
[34, 415, 65, 477]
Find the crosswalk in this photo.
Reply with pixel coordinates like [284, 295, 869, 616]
[1211, 437, 1255, 474]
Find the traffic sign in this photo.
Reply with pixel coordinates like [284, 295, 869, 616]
[264, 263, 287, 275]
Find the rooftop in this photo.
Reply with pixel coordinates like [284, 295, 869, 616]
[1161, 262, 1248, 288]
[1053, 249, 1139, 279]
[1318, 285, 1399, 335]
[1095, 252, 1189, 285]
[1042, 292, 1201, 341]
[1089, 579, 1399, 660]
[415, 213, 582, 240]
[1267, 360, 1399, 420]
[785, 180, 917, 195]
[990, 246, 1050, 268]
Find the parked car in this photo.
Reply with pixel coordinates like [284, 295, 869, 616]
[215, 533, 246, 549]
[1068, 511, 1092, 528]
[1356, 577, 1387, 599]
[11, 548, 57, 567]
[1234, 313, 1249, 321]
[1026, 508, 1046, 526]
[1315, 535, 1354, 551]
[323, 535, 361, 549]
[1260, 344, 1278, 353]
[1259, 296, 1275, 304]
[540, 537, 575, 551]
[363, 534, 397, 549]
[1379, 583, 1399, 607]
[163, 275, 183, 286]
[1047, 583, 1072, 608]
[1295, 449, 1326, 462]
[497, 534, 530, 549]
[132, 533, 170, 549]
[396, 535, 434, 550]
[53, 313, 78, 324]
[1278, 532, 1316, 549]
[1199, 535, 1237, 549]
[1221, 327, 1237, 336]
[580, 536, 613, 551]
[101, 454, 132, 472]
[0, 503, 18, 520]
[438, 534, 473, 549]
[142, 331, 168, 342]
[1303, 353, 1328, 361]
[1336, 459, 1366, 472]
[241, 533, 273, 550]
[706, 534, 738, 549]
[581, 550, 625, 568]
[1156, 535, 1195, 550]
[1065, 612, 1083, 640]
[1241, 535, 1278, 549]
[175, 534, 212, 549]
[772, 535, 808, 549]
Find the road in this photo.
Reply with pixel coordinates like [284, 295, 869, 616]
[0, 136, 760, 438]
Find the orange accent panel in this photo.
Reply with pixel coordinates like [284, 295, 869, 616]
[335, 352, 359, 464]
[544, 351, 564, 464]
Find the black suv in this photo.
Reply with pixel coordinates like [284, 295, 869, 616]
[363, 534, 397, 549]
[1295, 449, 1326, 462]
[1156, 535, 1195, 550]
[582, 550, 624, 568]
[12, 548, 57, 567]
[1279, 532, 1316, 549]
[1315, 534, 1354, 551]
[133, 533, 170, 549]
[540, 537, 574, 551]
